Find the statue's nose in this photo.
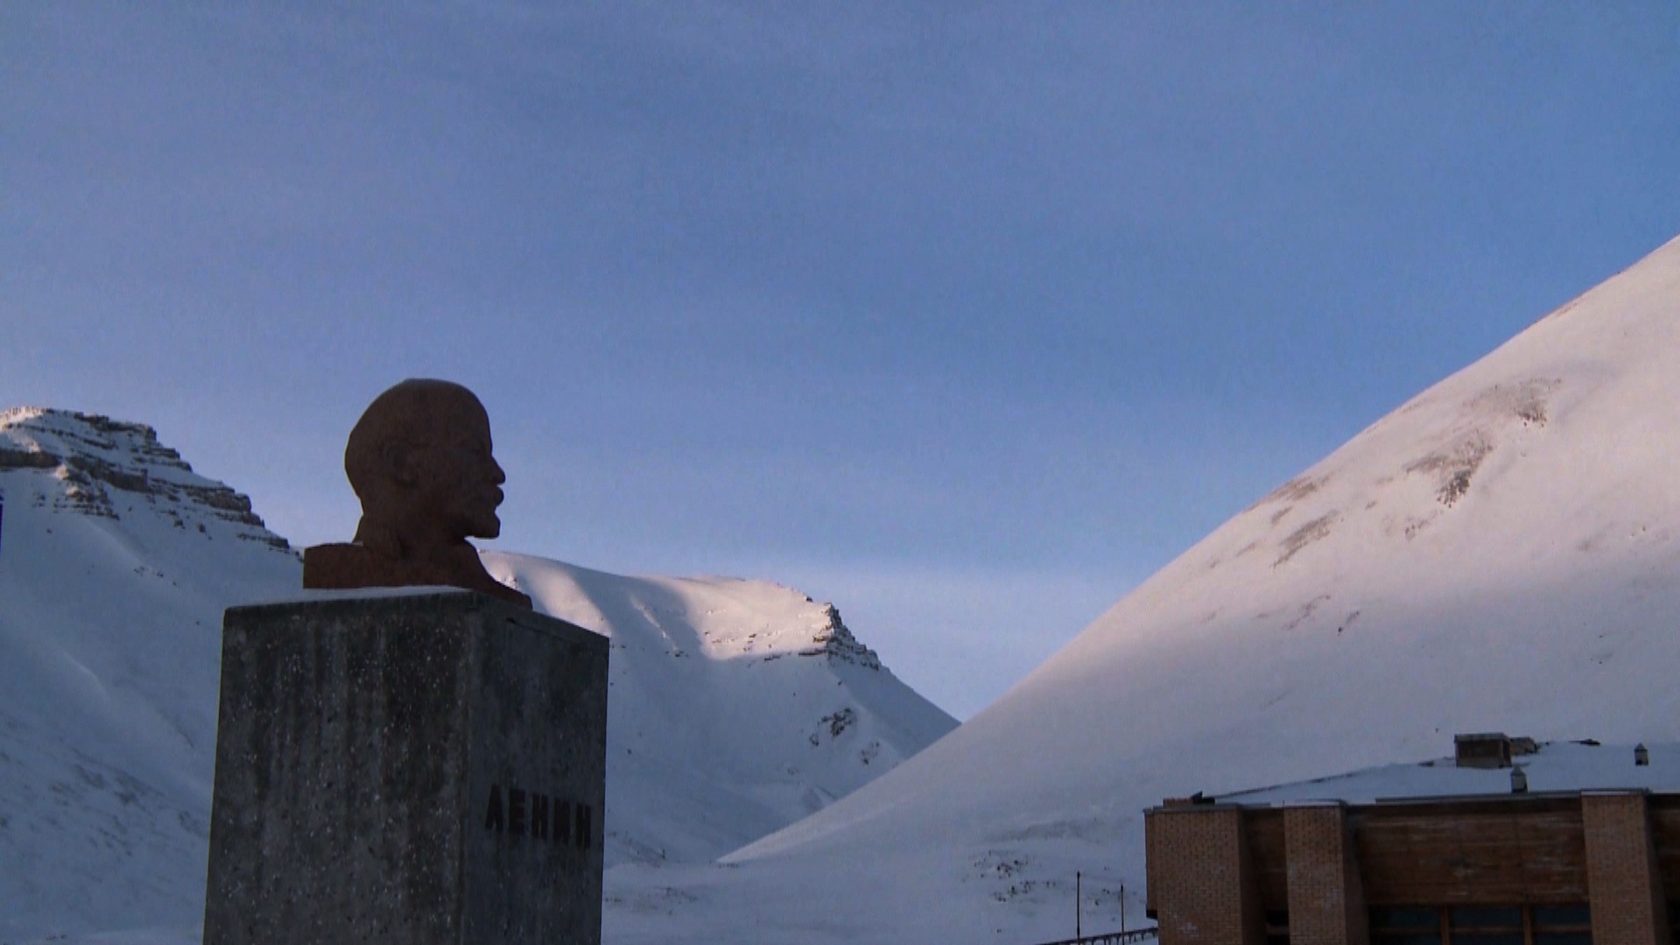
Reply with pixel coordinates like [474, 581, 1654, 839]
[491, 458, 506, 485]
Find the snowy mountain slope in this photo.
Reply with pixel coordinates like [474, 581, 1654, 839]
[0, 409, 299, 943]
[484, 552, 958, 868]
[602, 236, 1680, 945]
[0, 408, 954, 942]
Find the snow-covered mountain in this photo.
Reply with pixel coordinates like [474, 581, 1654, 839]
[0, 409, 300, 944]
[0, 408, 953, 943]
[484, 552, 956, 868]
[601, 236, 1680, 945]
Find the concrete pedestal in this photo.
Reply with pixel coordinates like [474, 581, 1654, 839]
[202, 590, 608, 945]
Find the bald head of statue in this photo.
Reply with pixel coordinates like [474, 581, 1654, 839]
[345, 379, 505, 553]
[303, 379, 532, 608]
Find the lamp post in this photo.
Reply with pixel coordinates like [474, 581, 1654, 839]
[1075, 870, 1082, 940]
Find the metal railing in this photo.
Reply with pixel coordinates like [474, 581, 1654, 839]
[1027, 927, 1158, 945]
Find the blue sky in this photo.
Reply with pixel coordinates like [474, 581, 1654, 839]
[5, 2, 1677, 718]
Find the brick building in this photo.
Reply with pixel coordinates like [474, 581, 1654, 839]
[1144, 737, 1680, 945]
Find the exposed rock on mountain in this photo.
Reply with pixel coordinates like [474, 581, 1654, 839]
[0, 408, 286, 545]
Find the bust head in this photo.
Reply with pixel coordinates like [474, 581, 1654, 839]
[343, 379, 507, 559]
[303, 379, 531, 607]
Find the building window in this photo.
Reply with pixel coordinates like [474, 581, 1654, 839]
[1370, 905, 1442, 944]
[1450, 905, 1523, 945]
[1264, 908, 1289, 945]
[1531, 903, 1590, 945]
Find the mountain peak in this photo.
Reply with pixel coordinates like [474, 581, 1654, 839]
[805, 603, 883, 670]
[0, 407, 290, 552]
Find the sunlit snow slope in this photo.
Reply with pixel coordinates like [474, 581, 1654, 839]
[607, 237, 1680, 945]
[485, 552, 957, 868]
[0, 409, 953, 943]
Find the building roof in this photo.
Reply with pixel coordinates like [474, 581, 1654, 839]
[1209, 740, 1679, 807]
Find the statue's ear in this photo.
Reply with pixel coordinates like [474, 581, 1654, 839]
[382, 439, 420, 488]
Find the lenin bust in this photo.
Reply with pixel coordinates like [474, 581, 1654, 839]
[302, 379, 533, 608]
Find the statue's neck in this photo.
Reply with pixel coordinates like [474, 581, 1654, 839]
[353, 515, 475, 566]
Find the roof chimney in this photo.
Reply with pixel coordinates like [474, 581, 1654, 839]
[1163, 792, 1212, 808]
[1455, 732, 1513, 769]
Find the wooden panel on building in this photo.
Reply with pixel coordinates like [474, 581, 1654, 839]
[1352, 797, 1587, 905]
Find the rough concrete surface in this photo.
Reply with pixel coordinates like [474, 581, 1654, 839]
[202, 591, 607, 945]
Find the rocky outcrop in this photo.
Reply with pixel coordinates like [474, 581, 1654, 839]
[0, 407, 291, 551]
[800, 604, 882, 670]
[0, 446, 57, 470]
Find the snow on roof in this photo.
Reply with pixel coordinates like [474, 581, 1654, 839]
[237, 585, 480, 607]
[1210, 740, 1680, 807]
